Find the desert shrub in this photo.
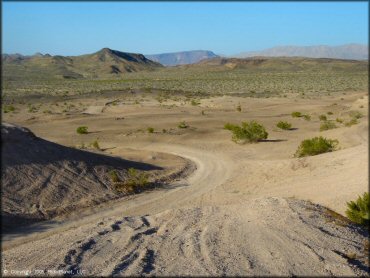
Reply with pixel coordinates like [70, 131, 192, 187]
[320, 121, 337, 131]
[336, 118, 344, 123]
[302, 114, 311, 121]
[28, 105, 38, 113]
[276, 121, 292, 130]
[91, 139, 100, 150]
[349, 110, 363, 119]
[295, 136, 338, 157]
[76, 126, 88, 134]
[147, 127, 154, 133]
[236, 104, 242, 112]
[327, 111, 333, 115]
[3, 105, 15, 113]
[109, 170, 119, 183]
[345, 118, 358, 127]
[224, 121, 268, 143]
[318, 114, 327, 121]
[201, 110, 205, 115]
[116, 168, 149, 192]
[178, 121, 189, 129]
[191, 99, 200, 106]
[291, 111, 302, 118]
[346, 192, 369, 226]
[162, 129, 167, 133]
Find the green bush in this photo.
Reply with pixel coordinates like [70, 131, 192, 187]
[336, 118, 344, 123]
[345, 118, 358, 127]
[302, 114, 311, 121]
[76, 126, 88, 134]
[109, 170, 119, 183]
[276, 121, 292, 130]
[236, 104, 242, 112]
[147, 127, 154, 133]
[91, 139, 100, 150]
[349, 110, 363, 119]
[291, 111, 302, 118]
[191, 99, 200, 106]
[224, 121, 268, 143]
[346, 192, 369, 226]
[295, 136, 338, 157]
[3, 105, 15, 113]
[318, 114, 327, 121]
[178, 121, 189, 129]
[320, 121, 337, 131]
[327, 111, 333, 115]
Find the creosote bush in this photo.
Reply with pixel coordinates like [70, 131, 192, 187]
[109, 170, 119, 183]
[276, 121, 292, 130]
[349, 110, 363, 119]
[178, 121, 189, 129]
[295, 136, 338, 157]
[346, 192, 369, 226]
[291, 111, 302, 118]
[224, 120, 268, 143]
[76, 126, 88, 134]
[318, 114, 327, 121]
[236, 104, 242, 112]
[91, 139, 100, 150]
[320, 121, 337, 131]
[302, 114, 311, 121]
[147, 127, 154, 133]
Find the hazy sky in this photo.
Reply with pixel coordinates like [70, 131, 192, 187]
[3, 1, 368, 56]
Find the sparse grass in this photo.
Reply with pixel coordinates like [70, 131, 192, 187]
[320, 121, 337, 131]
[224, 121, 268, 143]
[147, 127, 154, 133]
[291, 111, 302, 118]
[318, 114, 327, 121]
[346, 192, 369, 226]
[178, 121, 189, 129]
[295, 136, 338, 157]
[276, 121, 292, 130]
[76, 126, 88, 134]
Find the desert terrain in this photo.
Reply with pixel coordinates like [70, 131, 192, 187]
[2, 52, 369, 276]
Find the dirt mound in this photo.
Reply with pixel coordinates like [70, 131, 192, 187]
[1, 123, 162, 232]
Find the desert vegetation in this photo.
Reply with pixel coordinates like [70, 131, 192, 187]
[276, 121, 292, 130]
[224, 121, 268, 143]
[76, 126, 88, 134]
[346, 192, 369, 226]
[295, 136, 338, 157]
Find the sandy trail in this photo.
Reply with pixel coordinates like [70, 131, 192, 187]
[2, 144, 234, 250]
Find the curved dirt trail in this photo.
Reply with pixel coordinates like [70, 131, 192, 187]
[2, 143, 235, 250]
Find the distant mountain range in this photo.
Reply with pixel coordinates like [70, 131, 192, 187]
[2, 48, 163, 79]
[190, 56, 368, 72]
[233, 44, 368, 60]
[145, 50, 219, 66]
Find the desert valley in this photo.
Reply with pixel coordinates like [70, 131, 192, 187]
[1, 44, 369, 276]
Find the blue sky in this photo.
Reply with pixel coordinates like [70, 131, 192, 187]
[2, 1, 368, 56]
